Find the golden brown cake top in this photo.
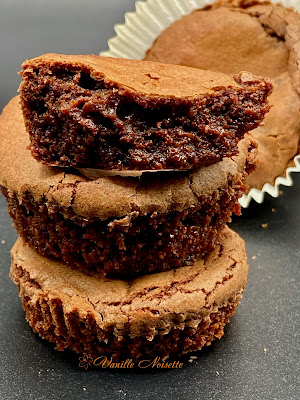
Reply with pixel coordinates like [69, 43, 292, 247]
[0, 97, 253, 220]
[20, 53, 247, 100]
[10, 226, 248, 332]
[146, 0, 299, 85]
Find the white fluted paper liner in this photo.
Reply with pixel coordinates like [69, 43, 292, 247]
[78, 168, 175, 179]
[100, 0, 300, 207]
[239, 155, 300, 207]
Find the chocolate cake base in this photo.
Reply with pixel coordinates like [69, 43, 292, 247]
[1, 175, 245, 277]
[10, 227, 248, 361]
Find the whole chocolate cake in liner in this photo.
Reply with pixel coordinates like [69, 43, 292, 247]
[102, 0, 300, 206]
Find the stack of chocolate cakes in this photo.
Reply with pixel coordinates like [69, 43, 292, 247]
[0, 54, 272, 361]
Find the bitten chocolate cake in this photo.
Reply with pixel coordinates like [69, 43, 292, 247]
[0, 97, 255, 277]
[145, 0, 300, 189]
[10, 226, 248, 361]
[20, 53, 272, 171]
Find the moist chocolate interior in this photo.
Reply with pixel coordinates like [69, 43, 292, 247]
[21, 65, 271, 170]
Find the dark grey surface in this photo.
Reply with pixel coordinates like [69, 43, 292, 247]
[0, 0, 138, 111]
[0, 1, 299, 399]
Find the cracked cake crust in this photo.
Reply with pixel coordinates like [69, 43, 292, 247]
[145, 0, 300, 189]
[19, 53, 272, 170]
[0, 97, 255, 277]
[10, 227, 248, 360]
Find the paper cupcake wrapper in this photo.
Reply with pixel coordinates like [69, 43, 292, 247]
[77, 168, 176, 179]
[239, 155, 300, 207]
[100, 0, 300, 207]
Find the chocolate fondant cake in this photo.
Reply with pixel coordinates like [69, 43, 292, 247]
[0, 97, 256, 277]
[10, 226, 248, 361]
[19, 53, 271, 171]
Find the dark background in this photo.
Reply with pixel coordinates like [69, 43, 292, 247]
[0, 1, 299, 399]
